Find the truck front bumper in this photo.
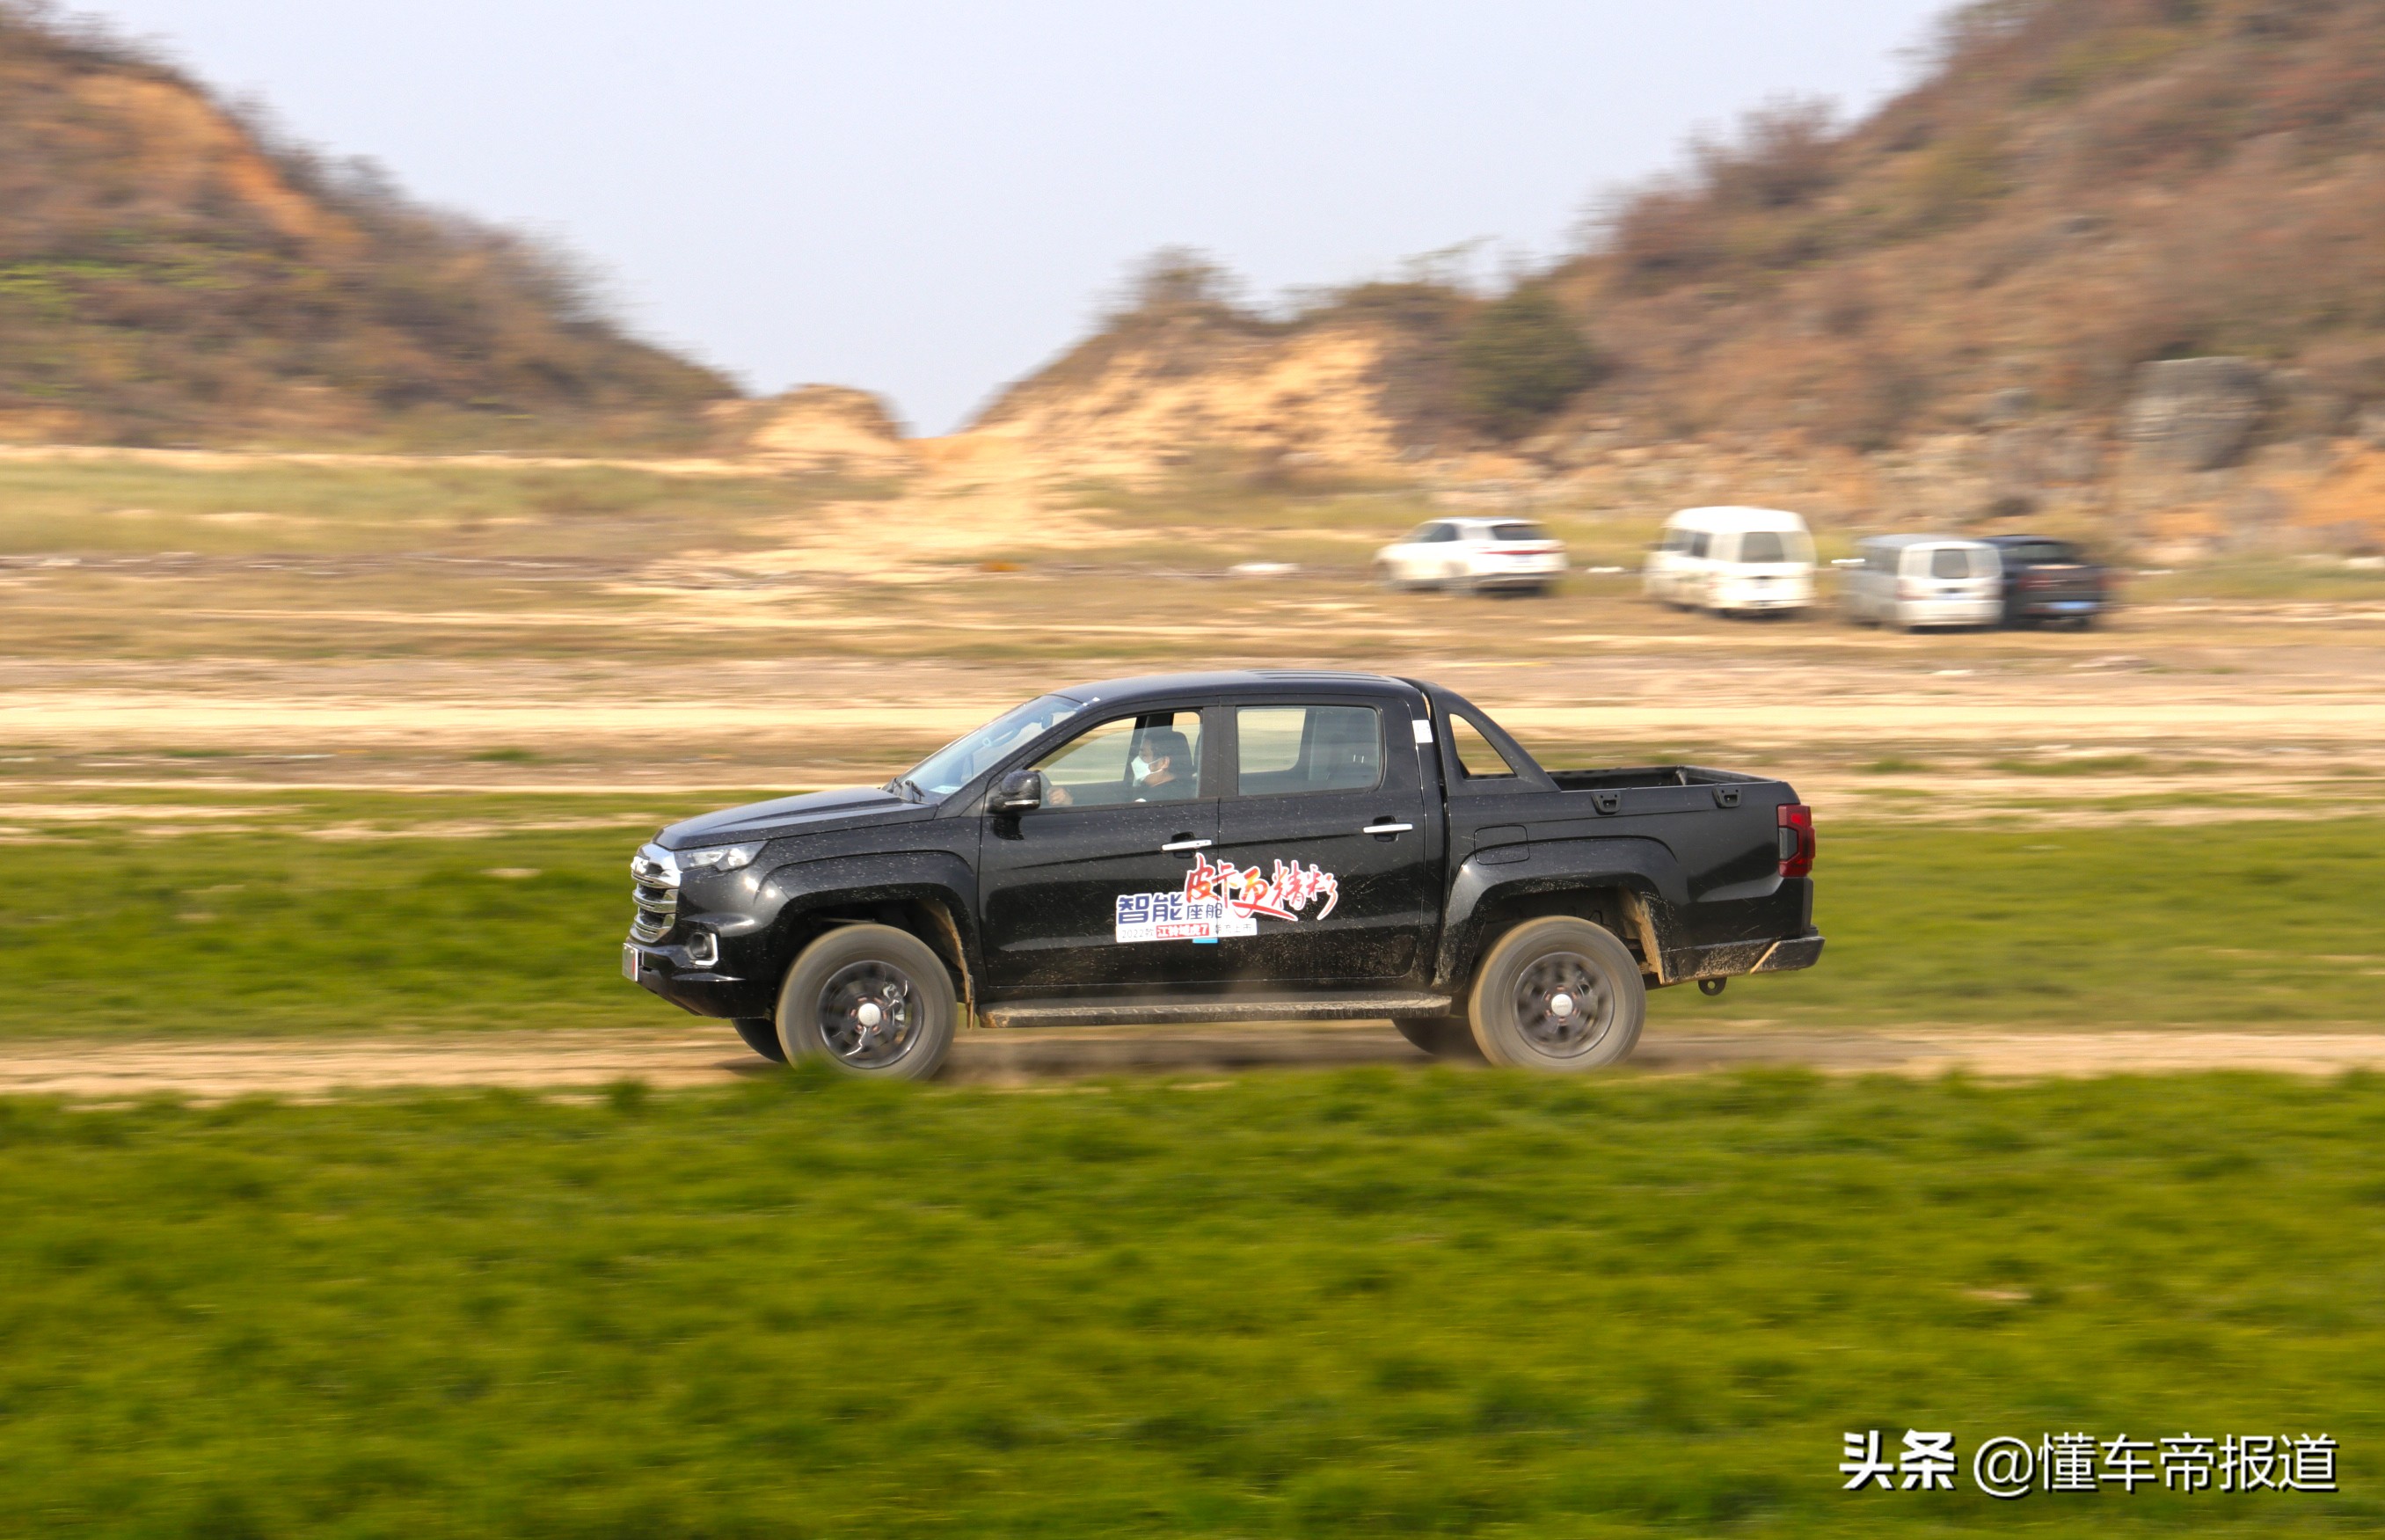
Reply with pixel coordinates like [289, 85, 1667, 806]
[624, 939, 769, 1018]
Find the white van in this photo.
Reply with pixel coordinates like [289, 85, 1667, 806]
[1643, 507, 1817, 617]
[1841, 536, 2004, 631]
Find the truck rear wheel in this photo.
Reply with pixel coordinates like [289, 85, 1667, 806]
[775, 924, 957, 1080]
[1466, 917, 1645, 1071]
[1392, 1015, 1483, 1061]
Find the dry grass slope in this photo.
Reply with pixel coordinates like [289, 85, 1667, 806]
[1555, 0, 2385, 448]
[974, 0, 2385, 497]
[0, 3, 734, 449]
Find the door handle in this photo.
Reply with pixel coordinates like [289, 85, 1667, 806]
[1360, 822, 1413, 836]
[1159, 838, 1212, 852]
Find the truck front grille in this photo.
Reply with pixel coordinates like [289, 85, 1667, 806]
[630, 845, 680, 942]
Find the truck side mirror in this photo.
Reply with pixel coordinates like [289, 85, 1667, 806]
[988, 770, 1044, 814]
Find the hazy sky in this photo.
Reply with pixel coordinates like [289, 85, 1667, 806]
[83, 1, 1951, 432]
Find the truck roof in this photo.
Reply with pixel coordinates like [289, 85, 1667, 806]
[1054, 669, 1419, 708]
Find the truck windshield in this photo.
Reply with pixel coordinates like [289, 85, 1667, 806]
[895, 694, 1084, 801]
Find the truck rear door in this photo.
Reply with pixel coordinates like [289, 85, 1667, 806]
[1204, 698, 1439, 983]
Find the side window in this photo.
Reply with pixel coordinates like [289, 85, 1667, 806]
[1235, 705, 1382, 796]
[1448, 714, 1520, 780]
[1688, 530, 1711, 559]
[1032, 711, 1201, 808]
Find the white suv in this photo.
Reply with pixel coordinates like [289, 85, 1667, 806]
[1374, 518, 1567, 595]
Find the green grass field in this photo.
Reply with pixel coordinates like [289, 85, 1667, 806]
[2, 792, 2377, 1037]
[1, 1069, 2376, 1536]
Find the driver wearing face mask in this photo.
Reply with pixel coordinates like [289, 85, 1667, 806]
[1128, 726, 1194, 801]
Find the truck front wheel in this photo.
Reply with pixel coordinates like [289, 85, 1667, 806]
[776, 924, 958, 1080]
[732, 1018, 787, 1063]
[1466, 917, 1645, 1071]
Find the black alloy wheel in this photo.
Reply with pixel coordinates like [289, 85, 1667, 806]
[776, 923, 959, 1080]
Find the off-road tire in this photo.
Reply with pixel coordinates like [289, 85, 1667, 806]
[1392, 1015, 1484, 1061]
[732, 1018, 787, 1063]
[1466, 916, 1645, 1072]
[776, 923, 958, 1080]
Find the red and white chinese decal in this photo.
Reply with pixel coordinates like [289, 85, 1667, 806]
[1114, 853, 1340, 943]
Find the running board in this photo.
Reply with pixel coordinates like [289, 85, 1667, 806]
[979, 991, 1455, 1030]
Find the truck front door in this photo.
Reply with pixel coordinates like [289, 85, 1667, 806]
[977, 708, 1224, 993]
[1204, 700, 1438, 984]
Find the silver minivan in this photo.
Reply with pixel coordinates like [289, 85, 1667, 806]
[1842, 536, 2004, 631]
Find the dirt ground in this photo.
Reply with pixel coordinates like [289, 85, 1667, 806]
[10, 1023, 2385, 1102]
[8, 632, 2383, 828]
[5, 451, 2382, 814]
[7, 453, 2381, 1078]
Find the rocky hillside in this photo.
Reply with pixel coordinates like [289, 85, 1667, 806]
[961, 0, 2385, 551]
[0, 4, 733, 447]
[1553, 0, 2385, 450]
[968, 259, 1479, 478]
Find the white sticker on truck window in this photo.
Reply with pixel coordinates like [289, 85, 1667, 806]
[1114, 853, 1341, 944]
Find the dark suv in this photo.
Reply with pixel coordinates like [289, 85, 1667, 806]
[1983, 536, 2110, 628]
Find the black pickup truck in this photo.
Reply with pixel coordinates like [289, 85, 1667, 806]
[625, 672, 1821, 1078]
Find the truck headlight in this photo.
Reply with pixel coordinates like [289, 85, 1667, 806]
[679, 842, 762, 875]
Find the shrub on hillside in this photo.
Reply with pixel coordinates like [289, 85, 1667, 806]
[1455, 287, 1601, 439]
[1605, 99, 1845, 294]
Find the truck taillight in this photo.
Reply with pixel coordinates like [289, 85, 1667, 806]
[1777, 803, 1815, 878]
